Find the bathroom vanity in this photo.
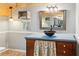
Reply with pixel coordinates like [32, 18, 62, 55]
[25, 33, 77, 56]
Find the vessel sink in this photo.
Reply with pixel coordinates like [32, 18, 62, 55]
[44, 31, 56, 37]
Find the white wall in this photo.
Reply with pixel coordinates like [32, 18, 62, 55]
[76, 4, 79, 35]
[8, 21, 23, 31]
[7, 32, 28, 50]
[29, 3, 76, 33]
[0, 16, 8, 47]
[0, 32, 7, 47]
[0, 16, 8, 31]
[9, 3, 76, 33]
[76, 3, 79, 56]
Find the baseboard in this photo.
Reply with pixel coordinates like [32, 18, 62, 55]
[8, 48, 26, 52]
[0, 48, 26, 53]
[0, 49, 8, 53]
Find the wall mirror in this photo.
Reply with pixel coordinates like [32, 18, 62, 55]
[39, 10, 66, 30]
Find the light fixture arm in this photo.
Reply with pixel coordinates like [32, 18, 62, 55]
[9, 6, 13, 21]
[9, 6, 13, 18]
[47, 4, 58, 13]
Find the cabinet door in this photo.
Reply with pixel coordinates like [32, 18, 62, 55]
[26, 39, 35, 56]
[56, 41, 76, 56]
[57, 48, 76, 56]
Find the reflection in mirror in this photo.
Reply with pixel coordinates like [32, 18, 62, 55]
[19, 11, 31, 31]
[39, 10, 66, 30]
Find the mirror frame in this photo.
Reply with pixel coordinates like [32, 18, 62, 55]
[39, 10, 66, 30]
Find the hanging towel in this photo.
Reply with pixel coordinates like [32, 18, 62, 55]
[34, 40, 56, 56]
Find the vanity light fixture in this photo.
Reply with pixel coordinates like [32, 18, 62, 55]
[47, 4, 58, 13]
[9, 6, 13, 21]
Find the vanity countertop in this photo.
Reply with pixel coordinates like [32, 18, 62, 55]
[25, 33, 76, 42]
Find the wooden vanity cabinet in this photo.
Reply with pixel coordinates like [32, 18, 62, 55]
[26, 39, 76, 56]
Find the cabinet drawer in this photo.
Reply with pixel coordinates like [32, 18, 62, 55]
[56, 41, 76, 56]
[57, 49, 75, 56]
[56, 41, 74, 49]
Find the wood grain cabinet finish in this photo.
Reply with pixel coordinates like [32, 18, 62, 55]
[26, 39, 76, 56]
[26, 39, 35, 56]
[56, 41, 76, 56]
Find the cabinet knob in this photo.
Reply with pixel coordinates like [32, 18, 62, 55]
[63, 45, 66, 47]
[63, 51, 66, 54]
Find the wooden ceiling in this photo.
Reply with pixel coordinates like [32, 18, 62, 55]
[0, 3, 48, 16]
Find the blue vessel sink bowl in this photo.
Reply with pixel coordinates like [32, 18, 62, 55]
[44, 31, 56, 37]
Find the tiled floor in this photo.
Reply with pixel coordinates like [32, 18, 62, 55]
[0, 49, 26, 56]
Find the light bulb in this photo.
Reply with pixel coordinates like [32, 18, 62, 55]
[54, 6, 58, 13]
[9, 18, 13, 21]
